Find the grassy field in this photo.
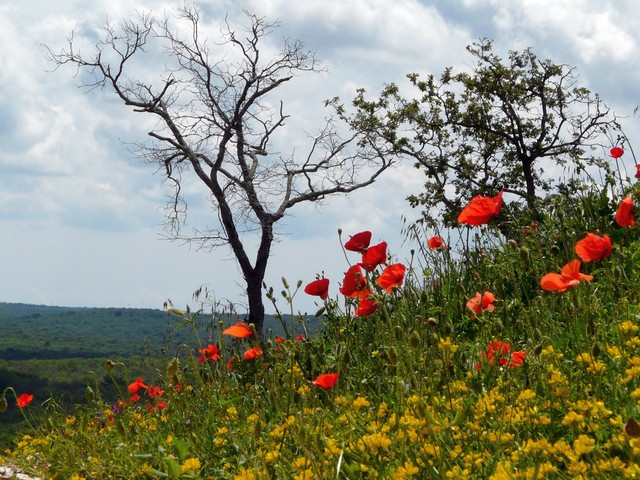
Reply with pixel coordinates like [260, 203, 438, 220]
[2, 184, 640, 479]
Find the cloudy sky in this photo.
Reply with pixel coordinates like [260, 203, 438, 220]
[1, 0, 638, 314]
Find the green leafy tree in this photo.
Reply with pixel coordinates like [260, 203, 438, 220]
[345, 39, 626, 227]
[47, 6, 395, 334]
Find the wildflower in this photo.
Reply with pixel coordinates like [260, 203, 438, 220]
[244, 346, 263, 360]
[303, 278, 330, 300]
[377, 263, 406, 292]
[540, 259, 593, 292]
[574, 233, 612, 262]
[573, 434, 596, 456]
[427, 236, 446, 250]
[466, 291, 496, 315]
[616, 196, 635, 228]
[457, 190, 503, 226]
[223, 322, 253, 338]
[227, 356, 239, 372]
[198, 344, 221, 363]
[181, 457, 201, 473]
[275, 336, 284, 343]
[339, 264, 368, 298]
[344, 230, 372, 252]
[636, 164, 640, 179]
[16, 394, 33, 408]
[476, 341, 526, 370]
[610, 146, 624, 158]
[311, 373, 339, 389]
[360, 241, 387, 271]
[147, 385, 164, 398]
[355, 296, 379, 316]
[128, 378, 148, 394]
[394, 461, 420, 479]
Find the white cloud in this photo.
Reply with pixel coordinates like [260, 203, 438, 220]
[0, 0, 639, 312]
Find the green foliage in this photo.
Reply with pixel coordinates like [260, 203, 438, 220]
[344, 39, 627, 228]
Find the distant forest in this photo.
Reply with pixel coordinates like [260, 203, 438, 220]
[0, 302, 321, 447]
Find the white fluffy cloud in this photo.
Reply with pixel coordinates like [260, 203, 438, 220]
[0, 0, 638, 311]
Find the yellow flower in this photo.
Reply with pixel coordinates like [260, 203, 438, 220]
[181, 457, 201, 473]
[394, 461, 419, 479]
[226, 406, 238, 420]
[573, 434, 596, 456]
[359, 432, 392, 454]
[352, 397, 371, 410]
[234, 467, 256, 480]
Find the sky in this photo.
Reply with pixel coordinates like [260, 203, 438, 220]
[1, 0, 639, 314]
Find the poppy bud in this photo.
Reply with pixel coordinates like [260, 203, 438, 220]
[508, 239, 518, 250]
[315, 306, 326, 318]
[550, 245, 560, 255]
[253, 419, 262, 440]
[281, 277, 289, 289]
[105, 359, 116, 370]
[388, 346, 398, 366]
[533, 344, 543, 356]
[427, 317, 438, 326]
[337, 228, 343, 236]
[420, 291, 429, 304]
[341, 350, 350, 370]
[519, 247, 530, 267]
[167, 358, 179, 379]
[409, 330, 421, 349]
[116, 418, 126, 437]
[613, 266, 623, 281]
[86, 386, 95, 403]
[0, 396, 7, 413]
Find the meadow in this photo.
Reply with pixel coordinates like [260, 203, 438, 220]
[2, 152, 640, 479]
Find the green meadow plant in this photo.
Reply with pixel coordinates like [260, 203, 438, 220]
[3, 147, 640, 478]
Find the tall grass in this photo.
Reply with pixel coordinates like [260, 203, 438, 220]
[2, 184, 640, 479]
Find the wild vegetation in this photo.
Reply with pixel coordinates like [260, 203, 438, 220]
[2, 145, 640, 478]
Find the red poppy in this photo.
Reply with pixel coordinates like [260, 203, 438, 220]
[275, 336, 284, 344]
[154, 401, 167, 410]
[616, 196, 635, 228]
[223, 322, 253, 338]
[304, 278, 330, 300]
[226, 356, 239, 372]
[16, 393, 33, 408]
[344, 231, 372, 252]
[198, 344, 221, 364]
[360, 241, 387, 272]
[574, 233, 612, 262]
[458, 190, 503, 226]
[476, 341, 526, 370]
[610, 147, 624, 159]
[130, 393, 141, 403]
[427, 236, 446, 250]
[466, 291, 496, 315]
[147, 386, 165, 398]
[635, 165, 640, 180]
[296, 334, 305, 341]
[540, 259, 593, 292]
[355, 296, 379, 316]
[339, 264, 368, 298]
[377, 263, 406, 292]
[311, 373, 339, 389]
[128, 378, 148, 394]
[244, 346, 263, 360]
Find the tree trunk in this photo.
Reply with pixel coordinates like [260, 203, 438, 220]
[246, 272, 266, 336]
[521, 156, 536, 209]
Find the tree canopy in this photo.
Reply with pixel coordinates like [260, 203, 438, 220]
[349, 39, 626, 227]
